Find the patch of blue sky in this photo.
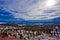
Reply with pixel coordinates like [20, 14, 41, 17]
[0, 0, 60, 24]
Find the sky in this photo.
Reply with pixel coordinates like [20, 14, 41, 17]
[0, 0, 60, 24]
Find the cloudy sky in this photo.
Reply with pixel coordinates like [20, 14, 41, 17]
[0, 0, 60, 23]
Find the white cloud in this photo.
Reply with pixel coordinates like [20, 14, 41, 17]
[1, 0, 60, 20]
[24, 0, 60, 20]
